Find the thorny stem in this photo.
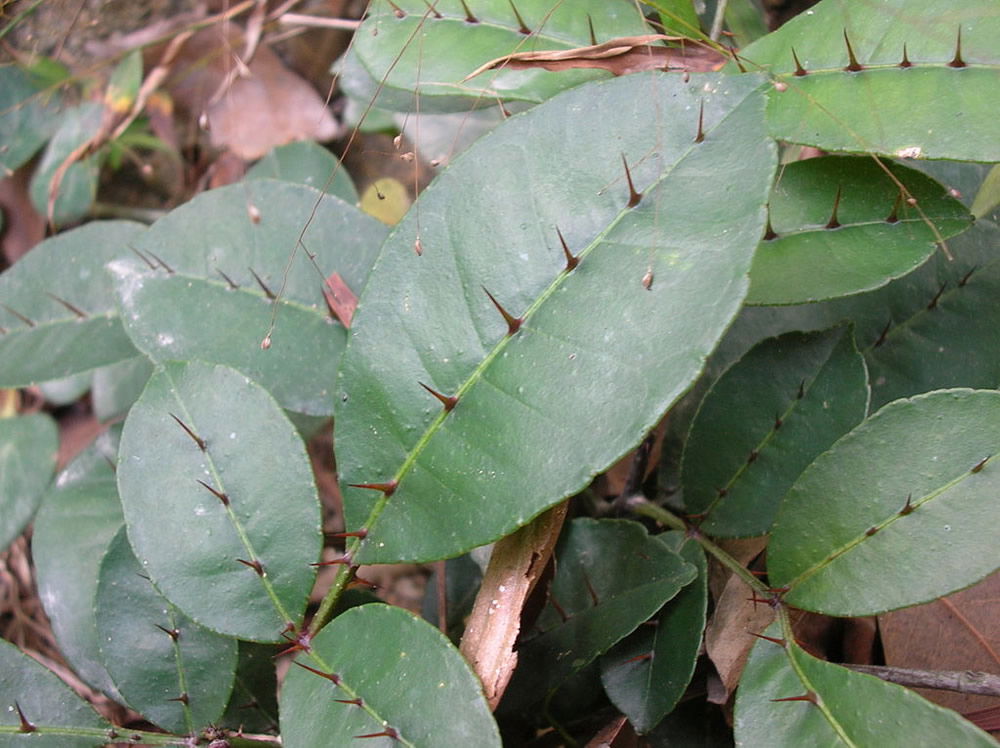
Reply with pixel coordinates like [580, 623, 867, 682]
[709, 0, 729, 42]
[308, 562, 354, 637]
[0, 726, 279, 745]
[626, 496, 769, 595]
[842, 665, 1000, 697]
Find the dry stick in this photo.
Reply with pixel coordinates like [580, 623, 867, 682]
[278, 13, 362, 30]
[843, 664, 1000, 698]
[460, 501, 570, 710]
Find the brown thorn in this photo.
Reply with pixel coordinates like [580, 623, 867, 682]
[45, 292, 87, 319]
[335, 697, 364, 707]
[750, 631, 786, 647]
[948, 28, 966, 68]
[874, 318, 892, 347]
[310, 557, 352, 567]
[0, 304, 36, 327]
[885, 191, 902, 223]
[196, 479, 230, 506]
[762, 207, 778, 240]
[900, 43, 913, 68]
[865, 526, 879, 536]
[621, 153, 642, 208]
[293, 661, 342, 685]
[825, 186, 843, 229]
[550, 595, 570, 623]
[329, 529, 368, 539]
[555, 226, 579, 271]
[927, 281, 947, 310]
[843, 31, 863, 72]
[774, 414, 783, 430]
[459, 0, 478, 23]
[154, 623, 180, 641]
[355, 728, 400, 741]
[249, 267, 276, 300]
[420, 0, 442, 18]
[237, 558, 265, 576]
[620, 652, 653, 665]
[587, 14, 597, 45]
[694, 99, 705, 143]
[482, 286, 523, 336]
[217, 267, 239, 289]
[419, 381, 458, 412]
[728, 45, 746, 72]
[899, 493, 915, 515]
[348, 480, 398, 496]
[959, 266, 977, 287]
[350, 573, 379, 590]
[747, 449, 759, 464]
[716, 487, 728, 498]
[167, 692, 190, 706]
[507, 0, 530, 34]
[128, 244, 158, 270]
[169, 413, 206, 451]
[791, 47, 808, 76]
[797, 379, 806, 399]
[972, 455, 991, 474]
[582, 571, 600, 607]
[146, 251, 174, 274]
[385, 0, 406, 18]
[772, 691, 818, 704]
[14, 701, 36, 733]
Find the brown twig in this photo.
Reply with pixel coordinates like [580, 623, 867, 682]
[843, 664, 1000, 697]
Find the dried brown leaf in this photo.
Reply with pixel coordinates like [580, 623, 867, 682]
[322, 272, 357, 329]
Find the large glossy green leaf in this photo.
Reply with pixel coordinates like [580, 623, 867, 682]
[503, 519, 697, 710]
[117, 361, 322, 641]
[346, 0, 653, 112]
[246, 141, 358, 203]
[736, 0, 1000, 161]
[714, 162, 1000, 411]
[683, 326, 868, 536]
[599, 533, 707, 734]
[91, 356, 153, 422]
[735, 621, 993, 746]
[280, 603, 500, 747]
[747, 156, 971, 305]
[28, 102, 101, 225]
[770, 389, 1000, 616]
[0, 413, 58, 551]
[96, 528, 237, 734]
[0, 639, 110, 746]
[32, 429, 123, 699]
[336, 71, 777, 564]
[0, 221, 145, 387]
[112, 180, 386, 415]
[0, 65, 65, 173]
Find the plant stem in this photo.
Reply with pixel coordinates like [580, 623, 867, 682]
[626, 496, 769, 595]
[308, 561, 354, 637]
[842, 664, 1000, 697]
[710, 0, 730, 41]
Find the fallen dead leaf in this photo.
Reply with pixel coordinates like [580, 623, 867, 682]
[322, 272, 357, 328]
[880, 570, 1000, 714]
[465, 34, 726, 81]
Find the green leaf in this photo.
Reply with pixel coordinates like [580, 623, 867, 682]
[970, 163, 1000, 219]
[104, 49, 142, 113]
[747, 156, 971, 305]
[0, 639, 110, 746]
[770, 389, 1000, 616]
[37, 372, 92, 405]
[336, 71, 777, 564]
[737, 0, 1000, 161]
[31, 429, 123, 699]
[117, 361, 322, 641]
[29, 101, 101, 225]
[91, 356, 153, 422]
[735, 621, 993, 746]
[503, 519, 697, 710]
[0, 64, 64, 173]
[280, 603, 500, 747]
[0, 220, 145, 387]
[96, 528, 237, 734]
[218, 642, 279, 734]
[246, 141, 358, 203]
[347, 0, 653, 112]
[716, 162, 1000, 411]
[641, 0, 703, 37]
[723, 0, 768, 48]
[112, 180, 386, 416]
[0, 412, 58, 551]
[599, 533, 707, 734]
[682, 326, 868, 536]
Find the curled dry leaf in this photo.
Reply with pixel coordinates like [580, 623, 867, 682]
[161, 27, 341, 159]
[464, 35, 726, 81]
